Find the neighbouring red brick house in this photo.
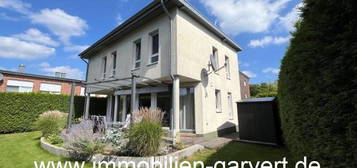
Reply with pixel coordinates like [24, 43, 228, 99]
[239, 71, 250, 99]
[0, 69, 84, 95]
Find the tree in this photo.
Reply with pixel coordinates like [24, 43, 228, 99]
[250, 82, 278, 97]
[278, 0, 357, 167]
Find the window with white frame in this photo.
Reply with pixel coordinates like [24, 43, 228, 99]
[225, 56, 230, 79]
[134, 39, 141, 68]
[40, 83, 62, 94]
[228, 92, 233, 119]
[112, 51, 117, 76]
[149, 30, 159, 64]
[6, 80, 33, 92]
[102, 56, 107, 79]
[215, 89, 222, 112]
[212, 47, 219, 66]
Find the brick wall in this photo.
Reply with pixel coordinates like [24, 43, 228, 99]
[0, 74, 83, 95]
[239, 72, 250, 99]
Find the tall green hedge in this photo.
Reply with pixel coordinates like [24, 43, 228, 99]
[278, 0, 357, 167]
[0, 92, 107, 133]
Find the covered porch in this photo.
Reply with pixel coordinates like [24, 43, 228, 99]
[81, 74, 197, 138]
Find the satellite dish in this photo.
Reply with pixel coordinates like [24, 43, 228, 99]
[200, 69, 208, 88]
[210, 54, 218, 71]
[0, 73, 3, 81]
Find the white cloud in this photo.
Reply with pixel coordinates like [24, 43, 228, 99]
[239, 61, 250, 67]
[64, 45, 89, 53]
[0, 0, 31, 14]
[263, 67, 280, 74]
[30, 8, 88, 44]
[13, 28, 59, 47]
[0, 36, 55, 59]
[242, 70, 257, 78]
[39, 62, 84, 79]
[249, 35, 290, 47]
[200, 0, 291, 35]
[116, 14, 124, 25]
[0, 12, 20, 21]
[279, 2, 303, 32]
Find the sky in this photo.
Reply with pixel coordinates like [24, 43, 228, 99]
[0, 0, 301, 84]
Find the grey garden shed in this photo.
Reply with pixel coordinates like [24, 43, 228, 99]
[237, 97, 281, 145]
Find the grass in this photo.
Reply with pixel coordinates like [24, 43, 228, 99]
[185, 141, 291, 167]
[0, 132, 91, 168]
[0, 132, 290, 168]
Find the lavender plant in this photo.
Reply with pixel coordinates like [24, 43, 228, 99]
[62, 120, 105, 159]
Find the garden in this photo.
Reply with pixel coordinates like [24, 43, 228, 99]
[32, 108, 183, 160]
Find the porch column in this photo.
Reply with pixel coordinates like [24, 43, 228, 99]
[172, 76, 180, 139]
[106, 96, 113, 122]
[113, 95, 118, 122]
[84, 93, 91, 120]
[150, 93, 157, 109]
[121, 95, 127, 121]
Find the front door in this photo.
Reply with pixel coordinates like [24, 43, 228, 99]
[179, 88, 195, 132]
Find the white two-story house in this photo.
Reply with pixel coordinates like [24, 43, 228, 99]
[80, 0, 242, 138]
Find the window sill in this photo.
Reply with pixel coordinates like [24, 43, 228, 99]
[216, 110, 222, 113]
[131, 67, 140, 71]
[147, 62, 158, 67]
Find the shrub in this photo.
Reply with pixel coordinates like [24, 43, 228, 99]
[32, 111, 67, 137]
[278, 0, 357, 167]
[255, 91, 277, 98]
[132, 108, 165, 123]
[62, 120, 104, 159]
[127, 121, 164, 156]
[47, 134, 64, 145]
[0, 92, 107, 133]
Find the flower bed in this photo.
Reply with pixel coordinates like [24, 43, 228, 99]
[40, 137, 204, 165]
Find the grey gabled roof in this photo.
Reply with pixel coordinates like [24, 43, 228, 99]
[0, 69, 83, 83]
[79, 0, 241, 58]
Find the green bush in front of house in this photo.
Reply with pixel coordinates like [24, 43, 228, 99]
[127, 121, 164, 156]
[0, 92, 107, 134]
[32, 111, 67, 137]
[278, 0, 357, 167]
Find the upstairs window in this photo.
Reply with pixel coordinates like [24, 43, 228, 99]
[134, 39, 141, 68]
[102, 56, 107, 79]
[215, 89, 222, 112]
[150, 31, 159, 64]
[112, 51, 117, 76]
[212, 47, 219, 67]
[225, 56, 230, 79]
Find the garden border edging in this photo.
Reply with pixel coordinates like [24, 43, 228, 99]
[40, 137, 204, 164]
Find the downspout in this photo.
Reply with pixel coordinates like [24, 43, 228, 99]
[81, 57, 89, 90]
[160, 0, 176, 143]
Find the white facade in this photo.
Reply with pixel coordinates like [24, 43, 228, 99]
[82, 1, 242, 137]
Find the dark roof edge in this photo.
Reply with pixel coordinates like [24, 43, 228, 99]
[79, 0, 242, 58]
[239, 71, 250, 79]
[79, 0, 161, 58]
[177, 0, 242, 51]
[0, 69, 84, 83]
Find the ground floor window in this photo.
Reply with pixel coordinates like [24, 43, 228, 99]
[6, 80, 33, 93]
[179, 88, 195, 131]
[157, 92, 171, 127]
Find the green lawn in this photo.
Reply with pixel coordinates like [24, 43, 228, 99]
[186, 141, 291, 167]
[0, 132, 91, 168]
[0, 132, 290, 168]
